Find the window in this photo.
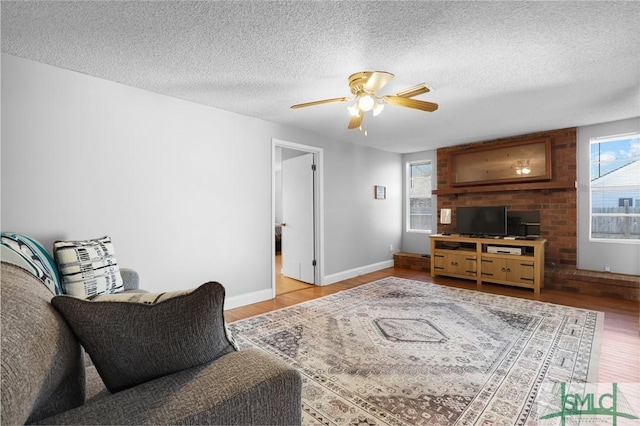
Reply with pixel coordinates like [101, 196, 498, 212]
[590, 133, 640, 241]
[407, 161, 432, 232]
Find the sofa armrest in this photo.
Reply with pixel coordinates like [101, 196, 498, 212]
[119, 268, 140, 291]
[36, 348, 302, 425]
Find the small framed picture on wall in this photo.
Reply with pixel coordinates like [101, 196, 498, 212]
[374, 185, 386, 200]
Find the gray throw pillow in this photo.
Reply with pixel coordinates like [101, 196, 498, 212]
[51, 281, 237, 393]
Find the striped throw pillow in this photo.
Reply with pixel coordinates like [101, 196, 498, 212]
[54, 236, 123, 297]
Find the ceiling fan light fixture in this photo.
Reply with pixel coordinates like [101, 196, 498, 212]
[357, 94, 375, 112]
[372, 101, 384, 116]
[290, 71, 438, 132]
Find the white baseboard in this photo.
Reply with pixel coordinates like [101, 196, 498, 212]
[225, 288, 273, 311]
[225, 259, 393, 309]
[322, 259, 394, 286]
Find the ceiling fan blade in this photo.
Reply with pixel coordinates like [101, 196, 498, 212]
[290, 97, 349, 109]
[394, 84, 430, 98]
[348, 111, 364, 129]
[364, 71, 395, 93]
[383, 96, 439, 112]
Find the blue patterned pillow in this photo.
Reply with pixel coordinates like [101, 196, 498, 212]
[54, 236, 124, 297]
[0, 233, 63, 295]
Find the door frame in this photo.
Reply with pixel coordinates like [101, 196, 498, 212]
[272, 138, 324, 296]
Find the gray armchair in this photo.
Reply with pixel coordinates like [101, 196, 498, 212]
[119, 267, 141, 291]
[1, 262, 302, 425]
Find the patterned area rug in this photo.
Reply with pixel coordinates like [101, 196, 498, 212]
[228, 277, 603, 425]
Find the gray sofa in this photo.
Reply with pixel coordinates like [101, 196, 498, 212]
[1, 262, 302, 425]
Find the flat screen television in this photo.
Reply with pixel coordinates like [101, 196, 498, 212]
[456, 206, 508, 236]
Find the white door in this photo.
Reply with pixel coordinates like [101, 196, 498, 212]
[281, 153, 315, 284]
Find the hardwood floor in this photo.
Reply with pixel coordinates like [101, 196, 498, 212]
[225, 266, 640, 383]
[275, 254, 313, 295]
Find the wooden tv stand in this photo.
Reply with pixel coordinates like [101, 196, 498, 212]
[430, 235, 546, 293]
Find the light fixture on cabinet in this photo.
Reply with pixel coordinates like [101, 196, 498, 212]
[515, 160, 531, 175]
[440, 208, 452, 235]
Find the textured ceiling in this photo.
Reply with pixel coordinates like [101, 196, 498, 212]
[2, 1, 639, 153]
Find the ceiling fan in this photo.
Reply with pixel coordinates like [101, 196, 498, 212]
[291, 71, 438, 133]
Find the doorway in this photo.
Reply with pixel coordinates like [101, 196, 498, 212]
[272, 139, 323, 296]
[274, 253, 312, 294]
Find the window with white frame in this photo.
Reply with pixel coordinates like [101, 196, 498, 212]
[407, 160, 432, 232]
[590, 133, 640, 241]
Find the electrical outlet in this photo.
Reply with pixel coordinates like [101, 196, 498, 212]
[604, 266, 611, 272]
[389, 244, 393, 252]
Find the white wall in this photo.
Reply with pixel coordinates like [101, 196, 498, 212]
[401, 149, 437, 254]
[577, 117, 640, 275]
[1, 54, 402, 306]
[322, 142, 402, 283]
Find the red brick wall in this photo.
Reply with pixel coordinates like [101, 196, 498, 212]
[436, 127, 577, 268]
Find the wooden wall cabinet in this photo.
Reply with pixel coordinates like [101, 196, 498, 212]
[448, 138, 552, 186]
[430, 235, 546, 293]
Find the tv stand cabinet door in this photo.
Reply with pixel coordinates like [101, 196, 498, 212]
[480, 257, 506, 281]
[506, 258, 535, 286]
[432, 251, 477, 278]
